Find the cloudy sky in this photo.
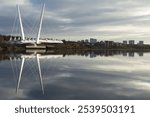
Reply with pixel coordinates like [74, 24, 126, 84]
[1, 0, 150, 43]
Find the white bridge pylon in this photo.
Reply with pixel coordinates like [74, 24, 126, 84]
[17, 4, 44, 44]
[15, 4, 63, 45]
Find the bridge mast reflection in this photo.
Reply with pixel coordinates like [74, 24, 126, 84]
[15, 52, 63, 95]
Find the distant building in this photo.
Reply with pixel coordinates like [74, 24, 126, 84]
[123, 40, 127, 45]
[85, 39, 89, 43]
[81, 40, 84, 43]
[138, 41, 144, 46]
[109, 41, 114, 46]
[90, 38, 97, 44]
[99, 41, 105, 46]
[115, 42, 122, 46]
[104, 41, 109, 46]
[105, 41, 114, 47]
[129, 40, 134, 45]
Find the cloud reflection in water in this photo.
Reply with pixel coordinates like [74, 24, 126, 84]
[0, 52, 150, 99]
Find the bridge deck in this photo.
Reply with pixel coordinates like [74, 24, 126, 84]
[26, 45, 46, 49]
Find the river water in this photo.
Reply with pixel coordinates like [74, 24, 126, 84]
[0, 50, 150, 100]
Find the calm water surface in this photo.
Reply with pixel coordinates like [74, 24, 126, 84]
[0, 51, 150, 99]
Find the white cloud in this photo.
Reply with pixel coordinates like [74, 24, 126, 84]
[0, 0, 29, 6]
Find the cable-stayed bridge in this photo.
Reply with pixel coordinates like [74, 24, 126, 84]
[8, 4, 63, 48]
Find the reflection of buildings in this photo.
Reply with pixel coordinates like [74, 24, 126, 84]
[65, 50, 142, 57]
[8, 50, 144, 65]
[90, 52, 96, 58]
[10, 52, 63, 94]
[122, 51, 127, 56]
[126, 51, 143, 57]
[137, 52, 144, 56]
[74, 50, 144, 57]
[128, 52, 134, 57]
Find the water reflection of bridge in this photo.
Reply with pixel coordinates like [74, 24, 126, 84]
[1, 50, 145, 94]
[0, 50, 145, 62]
[9, 52, 63, 94]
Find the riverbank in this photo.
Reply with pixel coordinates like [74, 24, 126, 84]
[1, 43, 150, 53]
[1, 34, 150, 52]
